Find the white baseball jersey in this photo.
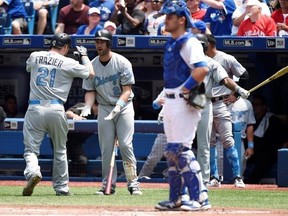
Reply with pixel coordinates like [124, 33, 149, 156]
[26, 51, 90, 102]
[228, 97, 256, 139]
[82, 52, 135, 105]
[212, 50, 246, 97]
[203, 56, 228, 98]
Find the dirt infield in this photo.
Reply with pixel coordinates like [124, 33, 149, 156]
[1, 181, 288, 216]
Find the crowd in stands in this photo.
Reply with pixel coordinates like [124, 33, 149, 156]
[0, 0, 287, 36]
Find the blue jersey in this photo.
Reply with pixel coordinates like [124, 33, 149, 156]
[89, 0, 115, 25]
[163, 33, 193, 88]
[203, 0, 236, 36]
[5, 0, 27, 19]
[76, 25, 103, 35]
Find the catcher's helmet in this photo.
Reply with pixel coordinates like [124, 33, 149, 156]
[95, 29, 113, 42]
[160, 0, 194, 28]
[195, 33, 209, 52]
[51, 33, 72, 48]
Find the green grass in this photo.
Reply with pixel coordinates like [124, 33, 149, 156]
[0, 186, 287, 210]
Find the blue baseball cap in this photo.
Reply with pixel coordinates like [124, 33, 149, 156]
[193, 20, 206, 34]
[160, 0, 194, 28]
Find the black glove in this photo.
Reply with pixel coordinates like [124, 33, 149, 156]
[183, 82, 206, 109]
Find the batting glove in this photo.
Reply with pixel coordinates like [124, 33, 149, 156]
[235, 86, 250, 99]
[157, 108, 164, 124]
[76, 105, 91, 117]
[74, 46, 88, 57]
[104, 105, 121, 120]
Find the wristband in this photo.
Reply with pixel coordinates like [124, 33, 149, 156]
[152, 100, 161, 110]
[248, 141, 254, 148]
[116, 99, 126, 108]
[184, 76, 198, 90]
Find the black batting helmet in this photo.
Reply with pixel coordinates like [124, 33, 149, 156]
[51, 33, 72, 48]
[95, 29, 113, 42]
[195, 33, 209, 52]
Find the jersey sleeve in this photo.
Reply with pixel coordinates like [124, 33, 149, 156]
[181, 37, 207, 69]
[119, 57, 135, 86]
[65, 58, 90, 80]
[82, 76, 95, 91]
[226, 55, 246, 77]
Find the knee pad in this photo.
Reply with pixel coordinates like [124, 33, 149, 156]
[164, 143, 184, 162]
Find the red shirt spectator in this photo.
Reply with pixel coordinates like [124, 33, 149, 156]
[271, 0, 288, 36]
[55, 0, 89, 34]
[187, 0, 206, 21]
[237, 0, 276, 36]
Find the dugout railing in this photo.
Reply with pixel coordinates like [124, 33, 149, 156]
[0, 118, 243, 183]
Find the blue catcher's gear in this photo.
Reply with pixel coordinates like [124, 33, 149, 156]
[163, 33, 193, 88]
[160, 0, 194, 28]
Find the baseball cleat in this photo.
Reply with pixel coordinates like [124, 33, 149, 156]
[155, 200, 181, 211]
[180, 200, 202, 211]
[56, 191, 72, 196]
[128, 187, 143, 195]
[201, 199, 212, 210]
[95, 187, 116, 195]
[22, 174, 41, 196]
[234, 177, 245, 188]
[206, 177, 221, 187]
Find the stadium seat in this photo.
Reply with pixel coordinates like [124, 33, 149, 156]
[22, 0, 36, 34]
[49, 3, 58, 33]
[0, 12, 12, 35]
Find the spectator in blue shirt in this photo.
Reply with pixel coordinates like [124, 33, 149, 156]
[76, 7, 103, 35]
[202, 0, 236, 36]
[0, 0, 27, 34]
[89, 0, 115, 26]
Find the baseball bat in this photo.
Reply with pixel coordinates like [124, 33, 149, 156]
[248, 65, 288, 93]
[105, 146, 116, 195]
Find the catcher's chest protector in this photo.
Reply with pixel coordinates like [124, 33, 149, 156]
[163, 33, 193, 88]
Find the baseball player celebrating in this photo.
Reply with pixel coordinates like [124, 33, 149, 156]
[81, 29, 142, 195]
[22, 33, 94, 196]
[155, 0, 210, 211]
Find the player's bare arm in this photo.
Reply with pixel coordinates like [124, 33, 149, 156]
[221, 77, 250, 98]
[119, 85, 133, 103]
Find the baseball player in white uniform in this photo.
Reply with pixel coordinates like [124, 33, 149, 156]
[205, 34, 249, 188]
[155, 0, 211, 211]
[81, 29, 142, 195]
[194, 34, 249, 187]
[22, 33, 94, 196]
[227, 93, 255, 176]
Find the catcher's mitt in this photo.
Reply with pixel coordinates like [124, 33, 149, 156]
[184, 82, 206, 109]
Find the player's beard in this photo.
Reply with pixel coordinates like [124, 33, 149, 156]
[97, 47, 109, 57]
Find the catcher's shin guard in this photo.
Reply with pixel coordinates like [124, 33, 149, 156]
[167, 160, 182, 203]
[178, 150, 205, 202]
